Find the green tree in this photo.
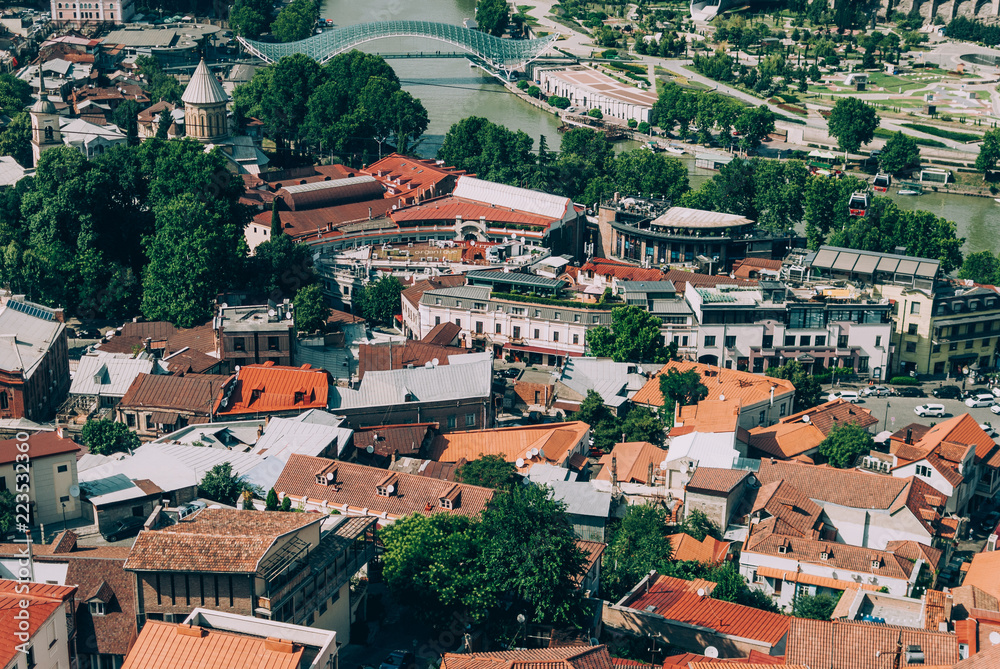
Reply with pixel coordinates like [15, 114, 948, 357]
[229, 0, 272, 38]
[734, 105, 776, 152]
[588, 108, 604, 119]
[819, 422, 874, 468]
[112, 99, 140, 147]
[155, 108, 173, 140]
[199, 463, 250, 506]
[81, 419, 141, 456]
[976, 128, 1000, 177]
[265, 488, 280, 511]
[479, 483, 586, 624]
[570, 390, 621, 452]
[767, 360, 822, 412]
[136, 56, 183, 104]
[804, 174, 861, 249]
[608, 150, 689, 202]
[0, 113, 32, 168]
[602, 504, 673, 601]
[0, 490, 14, 534]
[271, 0, 318, 42]
[708, 561, 779, 612]
[658, 368, 709, 422]
[792, 593, 841, 619]
[585, 305, 666, 363]
[293, 283, 326, 334]
[680, 508, 723, 541]
[878, 132, 920, 175]
[354, 275, 404, 326]
[827, 97, 881, 161]
[958, 250, 1000, 285]
[252, 233, 315, 301]
[622, 406, 666, 447]
[0, 73, 32, 115]
[477, 0, 510, 36]
[437, 117, 534, 185]
[455, 454, 519, 490]
[280, 496, 293, 511]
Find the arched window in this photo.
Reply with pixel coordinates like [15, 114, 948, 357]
[44, 126, 53, 141]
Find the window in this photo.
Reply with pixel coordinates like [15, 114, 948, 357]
[933, 361, 945, 374]
[592, 316, 600, 323]
[574, 314, 580, 322]
[513, 326, 521, 339]
[758, 410, 765, 425]
[89, 601, 105, 616]
[815, 336, 826, 346]
[554, 313, 560, 320]
[784, 335, 795, 346]
[26, 646, 35, 669]
[753, 358, 764, 373]
[267, 336, 279, 351]
[0, 477, 5, 492]
[984, 338, 992, 348]
[57, 464, 68, 473]
[875, 336, 882, 347]
[906, 342, 916, 353]
[916, 464, 932, 477]
[910, 302, 921, 315]
[435, 298, 442, 305]
[762, 335, 773, 349]
[724, 335, 736, 348]
[435, 316, 441, 326]
[496, 323, 502, 334]
[475, 321, 483, 334]
[704, 335, 717, 347]
[533, 329, 540, 339]
[473, 302, 486, 310]
[233, 337, 245, 352]
[447, 415, 456, 429]
[533, 310, 541, 317]
[126, 413, 135, 428]
[966, 340, 975, 350]
[132, 505, 144, 517]
[907, 323, 918, 335]
[455, 319, 461, 327]
[573, 334, 579, 345]
[858, 357, 869, 373]
[682, 336, 688, 346]
[950, 342, 959, 351]
[553, 332, 559, 342]
[59, 496, 69, 503]
[465, 413, 476, 427]
[932, 344, 941, 353]
[838, 334, 848, 348]
[0, 393, 6, 410]
[799, 335, 811, 346]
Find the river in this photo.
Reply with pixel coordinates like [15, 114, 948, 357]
[319, 0, 1000, 255]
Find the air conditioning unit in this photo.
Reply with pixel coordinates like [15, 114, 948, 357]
[881, 462, 891, 473]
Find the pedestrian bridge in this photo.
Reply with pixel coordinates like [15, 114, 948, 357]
[238, 21, 559, 76]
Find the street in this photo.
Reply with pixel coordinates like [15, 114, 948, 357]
[824, 387, 1000, 435]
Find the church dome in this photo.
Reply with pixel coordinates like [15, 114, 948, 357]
[181, 59, 229, 106]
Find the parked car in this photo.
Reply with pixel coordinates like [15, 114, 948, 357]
[828, 391, 861, 403]
[966, 393, 995, 408]
[933, 385, 963, 400]
[964, 388, 992, 400]
[895, 386, 926, 398]
[380, 651, 415, 669]
[500, 367, 520, 379]
[861, 385, 893, 397]
[991, 387, 1000, 398]
[981, 423, 998, 437]
[992, 404, 1000, 416]
[177, 500, 207, 519]
[914, 404, 946, 418]
[102, 516, 146, 542]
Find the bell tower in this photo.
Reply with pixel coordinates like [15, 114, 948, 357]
[29, 68, 61, 166]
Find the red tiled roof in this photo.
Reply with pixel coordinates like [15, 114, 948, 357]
[785, 617, 959, 669]
[429, 422, 591, 474]
[750, 479, 822, 538]
[423, 322, 463, 346]
[401, 275, 467, 309]
[624, 575, 789, 646]
[392, 196, 557, 229]
[119, 373, 229, 414]
[594, 442, 668, 485]
[214, 363, 330, 416]
[121, 620, 303, 669]
[632, 362, 795, 408]
[251, 198, 397, 239]
[686, 467, 751, 495]
[580, 258, 667, 283]
[0, 580, 77, 667]
[274, 454, 495, 520]
[667, 532, 731, 564]
[357, 341, 469, 379]
[574, 539, 607, 587]
[441, 645, 614, 669]
[751, 400, 877, 459]
[361, 153, 465, 200]
[0, 431, 80, 466]
[962, 551, 1000, 602]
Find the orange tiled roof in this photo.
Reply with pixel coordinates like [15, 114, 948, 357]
[0, 580, 77, 667]
[429, 422, 590, 474]
[751, 479, 822, 538]
[676, 399, 743, 434]
[579, 258, 668, 283]
[0, 431, 80, 466]
[624, 574, 789, 646]
[631, 361, 795, 408]
[757, 566, 880, 593]
[962, 551, 1000, 602]
[121, 620, 303, 669]
[441, 644, 614, 669]
[785, 617, 959, 669]
[274, 454, 495, 520]
[123, 509, 319, 573]
[594, 441, 668, 484]
[574, 540, 607, 586]
[667, 532, 731, 564]
[750, 399, 877, 460]
[214, 362, 330, 416]
[686, 467, 751, 495]
[401, 275, 467, 308]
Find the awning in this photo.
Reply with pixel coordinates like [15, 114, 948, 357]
[503, 343, 583, 358]
[756, 566, 879, 591]
[149, 411, 179, 425]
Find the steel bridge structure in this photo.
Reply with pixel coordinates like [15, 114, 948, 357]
[237, 21, 559, 77]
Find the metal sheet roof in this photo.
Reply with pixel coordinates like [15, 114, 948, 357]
[853, 253, 879, 274]
[544, 480, 611, 518]
[832, 251, 859, 271]
[453, 176, 570, 220]
[466, 269, 565, 289]
[70, 353, 155, 397]
[896, 259, 919, 275]
[811, 248, 838, 269]
[181, 59, 228, 105]
[251, 413, 352, 460]
[331, 353, 492, 409]
[0, 301, 65, 378]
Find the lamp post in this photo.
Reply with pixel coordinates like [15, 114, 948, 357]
[60, 501, 67, 534]
[884, 401, 891, 432]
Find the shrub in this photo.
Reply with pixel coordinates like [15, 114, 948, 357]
[517, 80, 528, 90]
[602, 49, 619, 58]
[890, 376, 919, 385]
[627, 118, 638, 128]
[637, 121, 651, 134]
[588, 108, 604, 119]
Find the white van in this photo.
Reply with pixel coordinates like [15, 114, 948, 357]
[828, 391, 861, 403]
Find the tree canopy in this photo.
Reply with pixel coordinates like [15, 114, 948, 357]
[766, 360, 822, 413]
[476, 0, 510, 36]
[827, 98, 881, 158]
[976, 129, 1000, 176]
[793, 593, 841, 620]
[199, 463, 255, 505]
[680, 509, 723, 541]
[354, 275, 404, 326]
[293, 283, 327, 334]
[81, 420, 141, 456]
[819, 422, 874, 468]
[585, 305, 668, 363]
[602, 504, 673, 601]
[958, 251, 1000, 286]
[658, 368, 709, 422]
[455, 454, 520, 490]
[271, 0, 318, 42]
[878, 131, 921, 175]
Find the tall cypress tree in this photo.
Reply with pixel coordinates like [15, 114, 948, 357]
[270, 196, 282, 237]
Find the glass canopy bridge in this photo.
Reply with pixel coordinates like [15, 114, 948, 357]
[237, 21, 560, 78]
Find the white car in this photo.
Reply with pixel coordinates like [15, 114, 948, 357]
[828, 391, 861, 403]
[914, 404, 946, 418]
[981, 423, 998, 437]
[966, 393, 995, 408]
[991, 404, 1000, 415]
[991, 387, 1000, 398]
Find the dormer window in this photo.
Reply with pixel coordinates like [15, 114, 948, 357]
[89, 601, 105, 616]
[871, 557, 882, 570]
[777, 543, 788, 554]
[316, 465, 337, 486]
[439, 485, 461, 510]
[376, 474, 398, 497]
[439, 497, 453, 509]
[250, 389, 262, 402]
[294, 391, 304, 404]
[821, 547, 831, 561]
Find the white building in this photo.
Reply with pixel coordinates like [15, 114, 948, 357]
[51, 0, 135, 25]
[535, 65, 658, 122]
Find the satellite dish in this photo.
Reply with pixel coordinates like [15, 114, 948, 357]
[220, 303, 228, 309]
[660, 460, 669, 471]
[696, 588, 706, 597]
[991, 631, 1000, 645]
[538, 448, 545, 459]
[516, 614, 526, 624]
[470, 240, 475, 246]
[510, 232, 516, 240]
[386, 484, 395, 494]
[285, 312, 292, 320]
[803, 415, 810, 423]
[425, 361, 433, 368]
[516, 458, 525, 468]
[719, 393, 726, 401]
[69, 484, 80, 498]
[366, 445, 375, 454]
[431, 358, 440, 367]
[531, 447, 539, 457]
[326, 472, 334, 481]
[526, 450, 533, 460]
[520, 236, 526, 244]
[268, 309, 276, 317]
[704, 647, 719, 659]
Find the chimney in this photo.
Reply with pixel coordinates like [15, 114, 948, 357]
[611, 455, 618, 489]
[55, 427, 64, 439]
[176, 625, 207, 638]
[263, 638, 296, 653]
[368, 207, 372, 220]
[647, 461, 654, 484]
[906, 428, 913, 445]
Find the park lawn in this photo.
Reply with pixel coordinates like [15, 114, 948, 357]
[516, 5, 540, 26]
[866, 72, 943, 93]
[902, 122, 984, 143]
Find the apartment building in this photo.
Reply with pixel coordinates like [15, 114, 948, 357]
[685, 280, 892, 379]
[214, 304, 296, 371]
[52, 0, 135, 24]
